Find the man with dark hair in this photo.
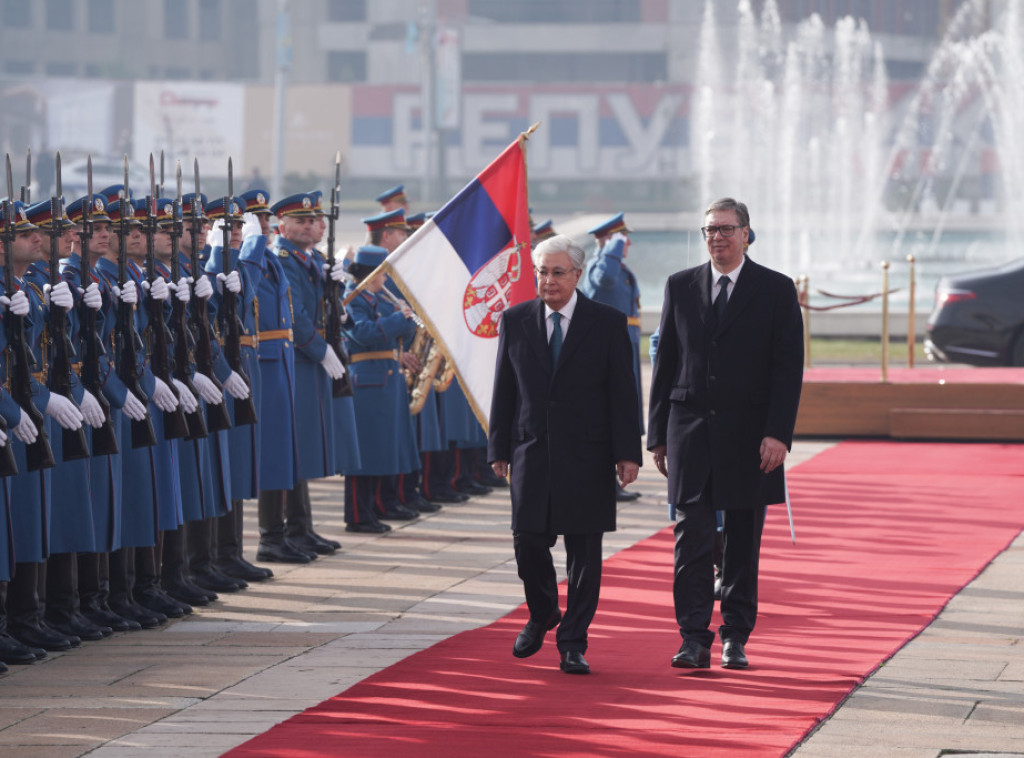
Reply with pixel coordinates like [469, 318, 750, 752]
[648, 197, 803, 671]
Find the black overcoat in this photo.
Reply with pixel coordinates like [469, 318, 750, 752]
[647, 257, 804, 510]
[488, 293, 643, 535]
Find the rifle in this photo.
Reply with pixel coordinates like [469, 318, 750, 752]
[47, 152, 90, 461]
[189, 161, 231, 433]
[218, 158, 257, 426]
[169, 161, 207, 440]
[144, 154, 188, 440]
[3, 154, 54, 471]
[21, 147, 30, 203]
[113, 155, 157, 448]
[76, 156, 119, 457]
[324, 151, 353, 398]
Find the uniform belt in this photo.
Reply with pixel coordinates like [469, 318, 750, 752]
[32, 370, 47, 382]
[350, 350, 399, 363]
[317, 328, 325, 337]
[626, 316, 642, 327]
[258, 328, 293, 341]
[238, 335, 257, 348]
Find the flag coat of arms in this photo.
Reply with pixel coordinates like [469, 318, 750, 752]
[381, 132, 536, 431]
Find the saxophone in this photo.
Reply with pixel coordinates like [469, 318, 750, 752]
[380, 289, 444, 415]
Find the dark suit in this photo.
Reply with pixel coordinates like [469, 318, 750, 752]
[489, 292, 642, 653]
[648, 256, 803, 648]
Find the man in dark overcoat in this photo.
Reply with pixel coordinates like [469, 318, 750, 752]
[648, 197, 803, 670]
[488, 234, 642, 675]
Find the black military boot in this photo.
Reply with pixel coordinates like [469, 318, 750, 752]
[215, 502, 273, 581]
[79, 552, 141, 632]
[44, 552, 109, 641]
[257, 490, 316, 563]
[187, 519, 246, 592]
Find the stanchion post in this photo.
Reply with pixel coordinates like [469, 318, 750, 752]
[798, 274, 810, 368]
[881, 261, 890, 383]
[906, 254, 916, 368]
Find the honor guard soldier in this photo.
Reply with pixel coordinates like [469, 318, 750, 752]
[580, 212, 642, 502]
[531, 219, 557, 247]
[268, 192, 344, 555]
[342, 245, 421, 531]
[374, 184, 408, 213]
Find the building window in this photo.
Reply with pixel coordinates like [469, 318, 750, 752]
[164, 0, 188, 40]
[463, 52, 665, 82]
[46, 61, 77, 76]
[467, 0, 641, 23]
[327, 51, 367, 82]
[4, 60, 35, 74]
[1, 0, 32, 27]
[87, 0, 112, 33]
[199, 0, 221, 41]
[327, 0, 366, 22]
[45, 0, 73, 30]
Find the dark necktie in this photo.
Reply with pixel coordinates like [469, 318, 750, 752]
[550, 311, 563, 364]
[714, 275, 731, 320]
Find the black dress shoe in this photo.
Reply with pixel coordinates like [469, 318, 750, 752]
[380, 504, 419, 521]
[721, 639, 748, 669]
[82, 603, 142, 632]
[45, 613, 109, 641]
[191, 568, 245, 593]
[616, 486, 641, 502]
[164, 581, 213, 607]
[216, 555, 274, 582]
[671, 639, 711, 669]
[346, 521, 391, 534]
[109, 600, 166, 629]
[559, 650, 590, 674]
[289, 532, 338, 556]
[310, 530, 342, 551]
[455, 481, 492, 496]
[407, 496, 442, 513]
[256, 539, 316, 564]
[7, 622, 74, 652]
[512, 610, 561, 659]
[428, 488, 469, 503]
[135, 587, 191, 618]
[0, 632, 42, 664]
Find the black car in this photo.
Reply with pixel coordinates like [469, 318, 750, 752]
[925, 258, 1024, 366]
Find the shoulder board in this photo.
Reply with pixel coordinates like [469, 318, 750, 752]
[277, 248, 289, 258]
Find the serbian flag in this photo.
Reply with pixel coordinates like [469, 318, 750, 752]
[383, 129, 536, 431]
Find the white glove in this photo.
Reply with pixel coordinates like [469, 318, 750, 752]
[151, 376, 179, 413]
[205, 219, 226, 248]
[320, 347, 346, 380]
[121, 391, 148, 422]
[193, 275, 213, 300]
[609, 232, 629, 246]
[0, 290, 30, 316]
[0, 426, 6, 447]
[79, 389, 106, 429]
[241, 212, 261, 239]
[192, 372, 224, 404]
[13, 409, 38, 444]
[217, 270, 241, 294]
[44, 281, 74, 310]
[222, 371, 250, 400]
[171, 276, 192, 303]
[114, 280, 138, 305]
[141, 277, 170, 301]
[45, 392, 84, 430]
[171, 378, 199, 414]
[323, 260, 347, 282]
[81, 282, 102, 310]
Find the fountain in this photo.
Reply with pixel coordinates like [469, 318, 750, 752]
[690, 0, 1024, 310]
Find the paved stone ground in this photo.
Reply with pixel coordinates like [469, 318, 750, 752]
[0, 436, 1020, 757]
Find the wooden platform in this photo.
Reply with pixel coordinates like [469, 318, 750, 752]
[795, 367, 1024, 441]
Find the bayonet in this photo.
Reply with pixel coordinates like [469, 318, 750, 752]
[325, 150, 354, 398]
[22, 146, 31, 203]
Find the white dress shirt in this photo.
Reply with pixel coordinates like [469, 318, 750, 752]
[544, 289, 578, 342]
[712, 257, 745, 303]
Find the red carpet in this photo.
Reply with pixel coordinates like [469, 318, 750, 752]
[804, 366, 1024, 383]
[227, 442, 1024, 757]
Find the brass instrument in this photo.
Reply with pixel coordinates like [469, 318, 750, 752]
[379, 288, 443, 414]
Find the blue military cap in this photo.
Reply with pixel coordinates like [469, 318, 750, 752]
[374, 184, 406, 206]
[270, 192, 317, 218]
[587, 212, 631, 237]
[98, 184, 130, 207]
[406, 212, 429, 231]
[153, 198, 179, 227]
[0, 200, 38, 231]
[239, 188, 271, 214]
[181, 192, 208, 221]
[362, 208, 408, 233]
[747, 227, 756, 245]
[105, 199, 140, 225]
[309, 190, 325, 216]
[24, 198, 74, 230]
[205, 196, 246, 221]
[354, 244, 388, 267]
[67, 194, 111, 224]
[532, 219, 555, 241]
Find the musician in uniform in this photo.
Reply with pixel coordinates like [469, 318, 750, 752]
[580, 212, 643, 502]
